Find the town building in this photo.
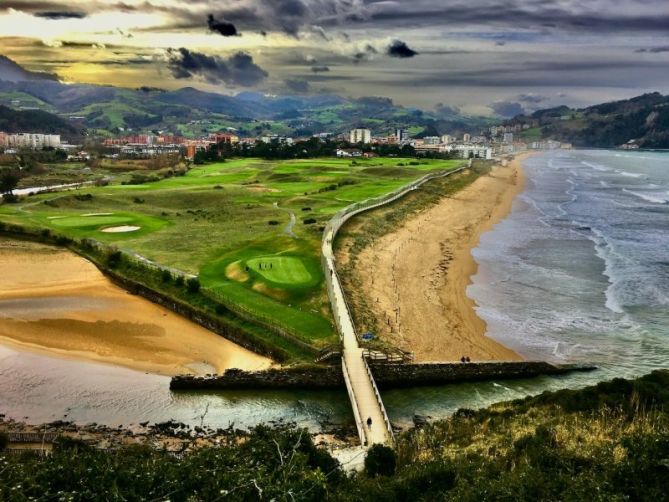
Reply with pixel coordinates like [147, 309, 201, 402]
[462, 133, 471, 143]
[395, 128, 409, 143]
[440, 134, 454, 144]
[449, 144, 492, 159]
[349, 128, 372, 144]
[0, 133, 61, 149]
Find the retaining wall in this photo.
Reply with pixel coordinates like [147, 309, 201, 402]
[169, 361, 596, 391]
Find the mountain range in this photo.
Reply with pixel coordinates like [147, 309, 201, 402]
[0, 56, 485, 139]
[1, 56, 668, 148]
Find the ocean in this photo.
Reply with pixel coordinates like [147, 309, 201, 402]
[1, 149, 667, 430]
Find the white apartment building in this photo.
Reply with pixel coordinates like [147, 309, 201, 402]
[0, 133, 61, 149]
[440, 134, 454, 144]
[349, 128, 372, 144]
[462, 133, 472, 143]
[423, 136, 441, 145]
[448, 144, 492, 160]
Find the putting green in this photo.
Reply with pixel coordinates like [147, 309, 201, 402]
[245, 256, 313, 286]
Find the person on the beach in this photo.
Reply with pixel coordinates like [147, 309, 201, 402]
[367, 417, 372, 427]
[460, 356, 466, 363]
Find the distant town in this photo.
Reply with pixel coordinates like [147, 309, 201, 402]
[0, 124, 573, 163]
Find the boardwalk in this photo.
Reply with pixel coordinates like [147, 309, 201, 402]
[321, 164, 469, 447]
[323, 229, 392, 446]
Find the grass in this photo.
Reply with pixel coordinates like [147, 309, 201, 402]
[0, 156, 464, 354]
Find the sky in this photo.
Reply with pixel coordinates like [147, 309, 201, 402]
[1, 0, 668, 116]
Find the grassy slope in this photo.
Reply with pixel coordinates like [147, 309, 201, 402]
[0, 157, 463, 350]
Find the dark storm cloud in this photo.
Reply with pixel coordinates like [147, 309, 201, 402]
[434, 103, 461, 115]
[166, 48, 268, 86]
[284, 78, 310, 93]
[353, 44, 377, 63]
[634, 46, 669, 53]
[491, 101, 525, 117]
[207, 14, 239, 37]
[387, 40, 418, 58]
[516, 93, 548, 103]
[34, 11, 86, 19]
[4, 1, 669, 38]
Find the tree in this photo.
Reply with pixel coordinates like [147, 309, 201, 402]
[0, 168, 20, 195]
[364, 444, 397, 477]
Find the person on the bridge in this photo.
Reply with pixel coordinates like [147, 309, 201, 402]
[367, 417, 372, 428]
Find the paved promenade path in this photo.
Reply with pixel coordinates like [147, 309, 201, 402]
[321, 164, 469, 447]
[323, 229, 392, 446]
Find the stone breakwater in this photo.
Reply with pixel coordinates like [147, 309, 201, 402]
[170, 362, 596, 391]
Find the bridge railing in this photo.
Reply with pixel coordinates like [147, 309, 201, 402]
[341, 357, 368, 446]
[361, 353, 394, 443]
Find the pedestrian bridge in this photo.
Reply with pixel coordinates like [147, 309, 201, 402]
[322, 227, 393, 446]
[320, 165, 469, 447]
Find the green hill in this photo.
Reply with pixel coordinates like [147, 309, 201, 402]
[509, 92, 669, 148]
[0, 105, 84, 140]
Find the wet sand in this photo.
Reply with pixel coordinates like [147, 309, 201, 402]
[353, 155, 532, 362]
[0, 239, 271, 375]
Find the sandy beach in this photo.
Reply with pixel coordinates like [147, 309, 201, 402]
[0, 239, 271, 375]
[351, 155, 532, 362]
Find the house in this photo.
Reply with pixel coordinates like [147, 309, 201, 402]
[336, 148, 362, 158]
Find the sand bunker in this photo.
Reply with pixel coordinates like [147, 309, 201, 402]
[101, 225, 141, 233]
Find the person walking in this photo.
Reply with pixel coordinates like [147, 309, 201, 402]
[367, 417, 372, 428]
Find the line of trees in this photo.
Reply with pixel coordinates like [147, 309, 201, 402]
[194, 138, 425, 164]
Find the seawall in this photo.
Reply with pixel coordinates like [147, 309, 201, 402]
[169, 361, 596, 391]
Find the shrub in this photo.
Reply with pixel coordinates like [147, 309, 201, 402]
[175, 276, 184, 287]
[365, 444, 397, 477]
[303, 218, 317, 225]
[268, 220, 279, 226]
[186, 277, 200, 293]
[107, 250, 122, 269]
[0, 431, 8, 451]
[161, 269, 172, 283]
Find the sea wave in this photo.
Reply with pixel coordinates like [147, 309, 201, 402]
[622, 188, 669, 204]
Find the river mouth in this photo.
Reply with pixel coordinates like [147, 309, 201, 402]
[0, 238, 271, 376]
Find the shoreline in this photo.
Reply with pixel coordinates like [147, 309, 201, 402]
[0, 239, 272, 376]
[352, 154, 533, 362]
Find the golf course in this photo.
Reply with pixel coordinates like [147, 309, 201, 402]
[0, 157, 463, 356]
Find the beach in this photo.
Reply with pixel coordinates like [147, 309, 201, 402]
[0, 239, 271, 376]
[352, 155, 531, 362]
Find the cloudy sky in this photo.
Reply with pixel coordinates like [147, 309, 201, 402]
[1, 0, 668, 115]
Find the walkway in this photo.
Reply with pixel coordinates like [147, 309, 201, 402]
[323, 229, 392, 446]
[321, 163, 470, 447]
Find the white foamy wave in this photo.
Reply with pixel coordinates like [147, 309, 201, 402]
[588, 228, 625, 314]
[581, 161, 612, 172]
[622, 188, 669, 204]
[617, 171, 645, 178]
